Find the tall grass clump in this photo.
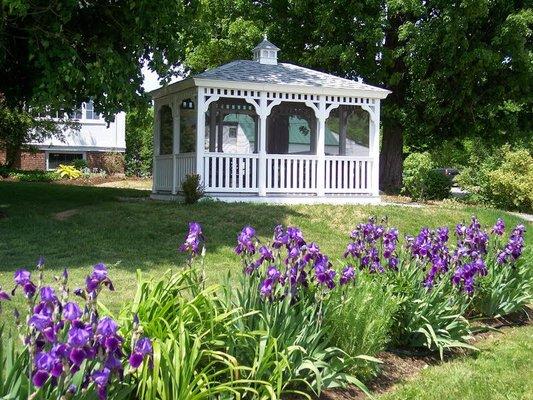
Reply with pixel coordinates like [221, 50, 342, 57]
[328, 274, 398, 379]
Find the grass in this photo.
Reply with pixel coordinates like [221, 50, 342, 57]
[380, 325, 533, 400]
[0, 180, 531, 317]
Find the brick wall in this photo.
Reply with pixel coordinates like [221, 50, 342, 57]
[86, 152, 125, 174]
[15, 151, 46, 170]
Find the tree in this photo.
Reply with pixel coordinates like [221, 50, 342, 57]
[171, 0, 531, 192]
[125, 107, 154, 177]
[0, 0, 195, 160]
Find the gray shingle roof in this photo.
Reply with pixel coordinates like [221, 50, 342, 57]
[195, 60, 388, 93]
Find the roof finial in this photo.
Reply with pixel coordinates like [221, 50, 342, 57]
[263, 33, 268, 40]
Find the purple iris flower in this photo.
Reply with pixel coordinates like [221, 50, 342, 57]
[40, 286, 57, 303]
[32, 369, 49, 387]
[69, 347, 87, 366]
[339, 266, 355, 285]
[491, 218, 505, 235]
[235, 226, 257, 255]
[29, 313, 52, 331]
[96, 317, 119, 338]
[63, 302, 82, 321]
[129, 337, 152, 368]
[68, 326, 91, 347]
[259, 278, 275, 297]
[14, 269, 31, 285]
[0, 289, 10, 301]
[179, 221, 204, 256]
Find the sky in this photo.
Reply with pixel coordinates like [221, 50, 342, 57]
[141, 62, 181, 93]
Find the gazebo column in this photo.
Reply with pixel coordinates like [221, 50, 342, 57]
[152, 102, 161, 194]
[196, 88, 206, 185]
[370, 101, 381, 196]
[316, 96, 327, 197]
[257, 92, 268, 197]
[171, 101, 180, 195]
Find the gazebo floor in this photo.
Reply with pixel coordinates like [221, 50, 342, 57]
[151, 192, 380, 205]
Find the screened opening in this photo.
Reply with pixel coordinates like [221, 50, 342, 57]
[159, 105, 173, 155]
[204, 98, 258, 154]
[267, 102, 317, 155]
[179, 99, 196, 153]
[325, 106, 369, 156]
[48, 153, 84, 170]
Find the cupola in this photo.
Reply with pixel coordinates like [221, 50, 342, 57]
[252, 36, 280, 65]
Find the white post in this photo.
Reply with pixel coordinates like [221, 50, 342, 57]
[258, 92, 268, 196]
[316, 95, 326, 197]
[171, 101, 180, 195]
[152, 103, 161, 194]
[370, 101, 381, 196]
[196, 88, 206, 185]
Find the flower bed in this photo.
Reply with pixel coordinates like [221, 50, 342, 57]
[0, 216, 529, 399]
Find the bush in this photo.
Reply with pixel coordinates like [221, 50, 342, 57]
[125, 108, 153, 177]
[402, 152, 451, 201]
[181, 173, 205, 204]
[9, 169, 60, 182]
[72, 158, 88, 170]
[425, 169, 453, 200]
[456, 145, 533, 212]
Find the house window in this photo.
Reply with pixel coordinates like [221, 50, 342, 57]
[228, 126, 237, 138]
[85, 101, 100, 120]
[47, 153, 84, 170]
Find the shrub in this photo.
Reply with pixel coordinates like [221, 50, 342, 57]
[181, 173, 205, 204]
[425, 169, 453, 200]
[72, 158, 88, 170]
[402, 152, 434, 201]
[402, 152, 450, 201]
[10, 169, 60, 182]
[125, 108, 153, 177]
[456, 145, 533, 212]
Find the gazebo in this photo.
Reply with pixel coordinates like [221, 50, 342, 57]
[150, 38, 390, 203]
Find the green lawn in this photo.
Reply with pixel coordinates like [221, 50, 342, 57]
[0, 180, 531, 317]
[0, 181, 532, 398]
[380, 325, 533, 400]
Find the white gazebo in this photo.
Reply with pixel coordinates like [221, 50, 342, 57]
[150, 38, 391, 204]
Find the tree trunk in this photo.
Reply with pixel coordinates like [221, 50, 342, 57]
[379, 122, 403, 193]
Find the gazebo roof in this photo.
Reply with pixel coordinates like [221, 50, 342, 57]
[150, 39, 391, 99]
[195, 60, 388, 95]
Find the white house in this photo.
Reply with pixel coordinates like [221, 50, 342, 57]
[2, 101, 126, 172]
[150, 38, 390, 204]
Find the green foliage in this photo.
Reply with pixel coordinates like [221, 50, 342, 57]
[328, 275, 398, 379]
[182, 173, 205, 204]
[456, 145, 533, 212]
[7, 169, 61, 182]
[119, 270, 260, 400]
[402, 152, 450, 201]
[73, 158, 88, 170]
[0, 326, 31, 399]
[224, 272, 371, 399]
[425, 170, 453, 201]
[374, 257, 475, 359]
[472, 241, 533, 318]
[125, 108, 154, 177]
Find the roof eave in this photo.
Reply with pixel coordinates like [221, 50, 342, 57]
[194, 78, 391, 99]
[149, 77, 196, 99]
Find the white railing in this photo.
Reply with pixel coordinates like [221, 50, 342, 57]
[154, 155, 173, 191]
[174, 153, 196, 187]
[203, 153, 259, 192]
[156, 153, 374, 196]
[265, 155, 319, 193]
[324, 156, 373, 193]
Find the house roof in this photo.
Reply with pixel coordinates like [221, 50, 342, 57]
[195, 60, 388, 94]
